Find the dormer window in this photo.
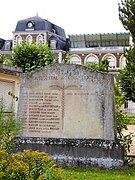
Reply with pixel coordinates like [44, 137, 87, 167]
[27, 22, 33, 28]
[52, 29, 56, 34]
[5, 42, 11, 51]
[50, 40, 57, 49]
[26, 21, 35, 31]
[27, 21, 34, 28]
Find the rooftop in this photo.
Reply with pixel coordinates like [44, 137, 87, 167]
[69, 33, 130, 48]
[14, 16, 66, 38]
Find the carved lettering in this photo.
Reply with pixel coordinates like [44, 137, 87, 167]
[22, 91, 62, 135]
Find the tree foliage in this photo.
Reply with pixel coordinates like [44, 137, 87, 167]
[83, 57, 109, 72]
[119, 0, 135, 102]
[0, 99, 22, 153]
[0, 55, 6, 64]
[119, 0, 135, 43]
[119, 48, 135, 102]
[114, 83, 133, 152]
[10, 41, 57, 72]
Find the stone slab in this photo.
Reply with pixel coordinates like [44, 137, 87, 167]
[18, 64, 116, 140]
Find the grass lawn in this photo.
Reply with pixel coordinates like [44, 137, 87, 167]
[63, 167, 135, 180]
[126, 114, 135, 125]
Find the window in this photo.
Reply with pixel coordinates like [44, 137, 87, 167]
[84, 54, 99, 64]
[36, 35, 43, 44]
[5, 42, 11, 51]
[124, 102, 128, 109]
[119, 55, 126, 69]
[25, 21, 35, 31]
[26, 35, 33, 44]
[52, 29, 56, 33]
[70, 55, 81, 65]
[16, 36, 22, 44]
[72, 41, 85, 48]
[102, 54, 116, 69]
[50, 40, 57, 49]
[0, 81, 14, 112]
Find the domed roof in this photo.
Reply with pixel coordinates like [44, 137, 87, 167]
[14, 16, 66, 38]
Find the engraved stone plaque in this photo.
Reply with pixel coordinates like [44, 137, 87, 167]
[18, 64, 115, 140]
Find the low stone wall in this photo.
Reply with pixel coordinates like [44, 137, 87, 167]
[0, 64, 22, 75]
[15, 137, 125, 169]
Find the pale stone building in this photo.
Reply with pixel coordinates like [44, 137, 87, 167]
[0, 64, 22, 114]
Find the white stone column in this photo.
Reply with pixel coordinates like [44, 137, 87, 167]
[58, 51, 62, 63]
[44, 33, 47, 44]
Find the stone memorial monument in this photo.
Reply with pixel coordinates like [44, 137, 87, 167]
[17, 64, 124, 168]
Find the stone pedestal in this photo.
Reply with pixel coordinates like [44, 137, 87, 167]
[16, 137, 125, 169]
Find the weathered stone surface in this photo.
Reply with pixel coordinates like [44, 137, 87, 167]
[15, 137, 125, 169]
[17, 64, 125, 168]
[18, 64, 116, 140]
[0, 63, 22, 75]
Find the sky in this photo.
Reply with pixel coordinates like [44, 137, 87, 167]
[0, 0, 127, 40]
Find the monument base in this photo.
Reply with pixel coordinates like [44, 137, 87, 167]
[15, 137, 125, 169]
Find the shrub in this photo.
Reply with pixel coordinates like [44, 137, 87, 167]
[0, 99, 22, 153]
[0, 149, 65, 180]
[114, 84, 133, 153]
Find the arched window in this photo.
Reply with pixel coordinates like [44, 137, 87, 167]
[102, 54, 116, 69]
[70, 54, 82, 65]
[26, 35, 33, 44]
[50, 40, 57, 49]
[84, 54, 99, 64]
[119, 55, 126, 69]
[36, 35, 43, 44]
[16, 35, 22, 44]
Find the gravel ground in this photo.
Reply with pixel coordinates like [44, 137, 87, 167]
[123, 125, 135, 156]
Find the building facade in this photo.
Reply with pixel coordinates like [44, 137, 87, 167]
[0, 15, 130, 69]
[0, 15, 134, 113]
[68, 33, 129, 69]
[0, 15, 67, 62]
[0, 64, 22, 114]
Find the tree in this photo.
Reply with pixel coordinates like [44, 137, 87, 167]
[0, 54, 6, 64]
[119, 48, 135, 102]
[119, 0, 135, 102]
[10, 41, 57, 72]
[114, 83, 133, 152]
[119, 0, 135, 43]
